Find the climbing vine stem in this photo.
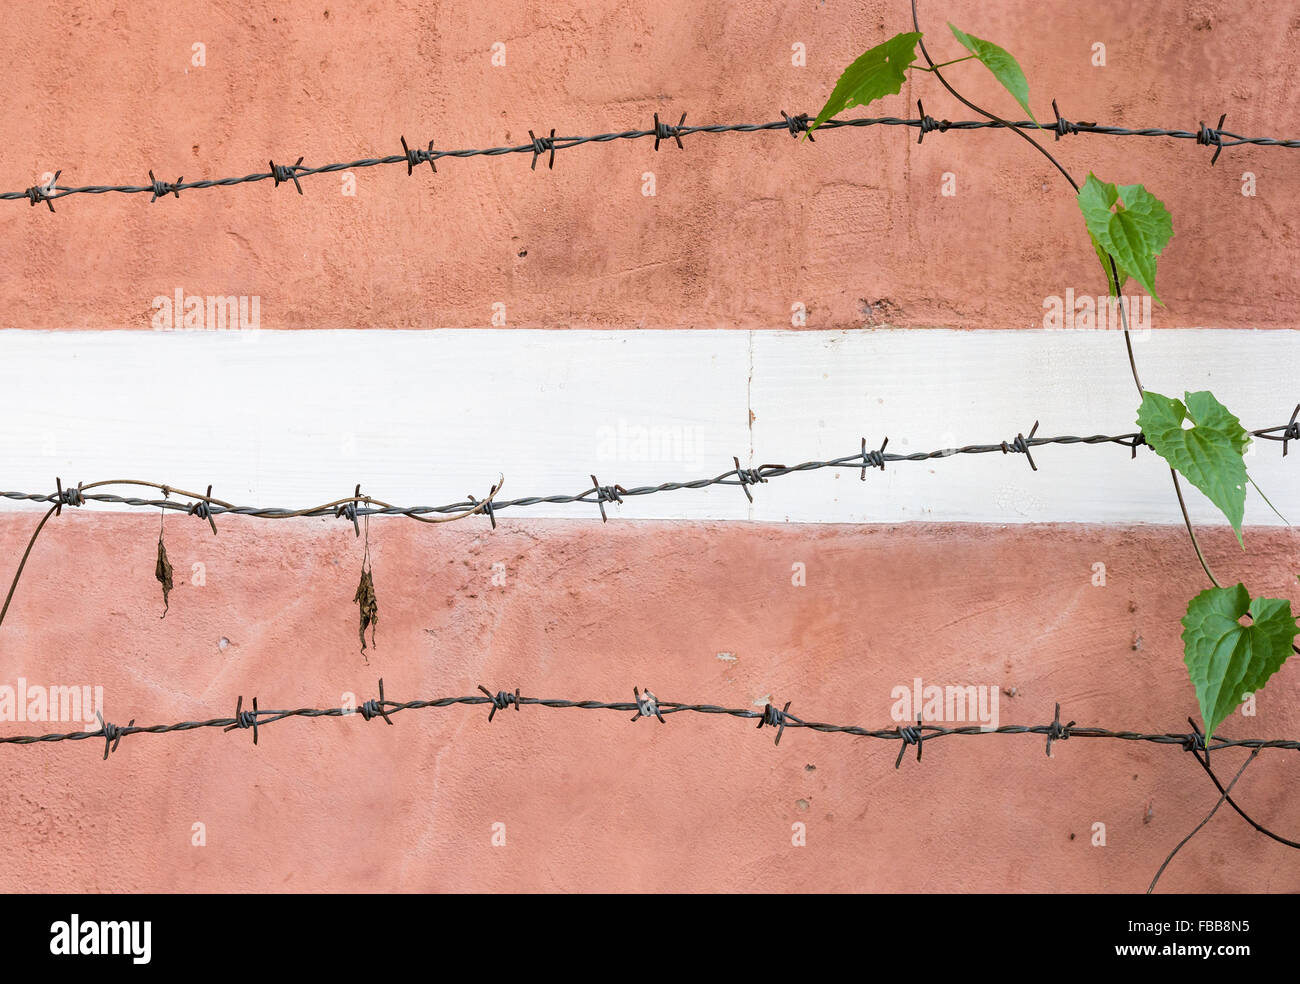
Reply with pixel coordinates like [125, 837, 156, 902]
[811, 0, 1300, 880]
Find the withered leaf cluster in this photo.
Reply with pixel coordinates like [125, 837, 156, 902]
[354, 565, 378, 656]
[155, 538, 174, 617]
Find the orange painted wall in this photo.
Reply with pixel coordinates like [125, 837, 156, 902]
[1, 0, 1298, 332]
[1, 520, 1298, 892]
[1, 1, 1299, 893]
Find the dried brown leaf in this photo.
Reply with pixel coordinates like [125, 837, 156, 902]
[354, 565, 378, 655]
[155, 537, 174, 617]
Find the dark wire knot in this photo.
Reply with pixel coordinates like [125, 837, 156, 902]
[1184, 717, 1214, 749]
[781, 110, 813, 140]
[96, 711, 134, 761]
[895, 718, 924, 769]
[1281, 405, 1300, 457]
[26, 170, 60, 211]
[360, 679, 393, 725]
[1045, 702, 1075, 757]
[148, 170, 182, 202]
[270, 157, 305, 194]
[188, 484, 218, 534]
[654, 112, 687, 151]
[1000, 421, 1040, 471]
[1128, 431, 1147, 459]
[223, 695, 260, 744]
[1196, 113, 1228, 165]
[54, 477, 84, 515]
[590, 475, 626, 523]
[861, 436, 889, 480]
[337, 501, 359, 533]
[477, 685, 521, 723]
[400, 135, 437, 175]
[467, 490, 497, 529]
[335, 484, 363, 537]
[631, 686, 665, 724]
[916, 101, 950, 144]
[757, 700, 792, 746]
[733, 457, 784, 503]
[1050, 99, 1080, 140]
[528, 129, 556, 170]
[1185, 719, 1214, 765]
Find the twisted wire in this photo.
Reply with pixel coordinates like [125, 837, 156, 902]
[6, 107, 1292, 210]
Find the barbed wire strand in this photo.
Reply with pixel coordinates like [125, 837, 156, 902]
[5, 107, 1294, 210]
[0, 474, 504, 631]
[4, 684, 1297, 758]
[4, 417, 1298, 523]
[3, 416, 1297, 634]
[7, 680, 1288, 889]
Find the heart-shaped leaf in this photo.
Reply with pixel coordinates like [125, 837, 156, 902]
[1078, 174, 1173, 302]
[1137, 390, 1250, 545]
[806, 32, 923, 138]
[948, 24, 1038, 126]
[1182, 584, 1298, 742]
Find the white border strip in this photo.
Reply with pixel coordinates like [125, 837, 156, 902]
[1, 329, 1296, 525]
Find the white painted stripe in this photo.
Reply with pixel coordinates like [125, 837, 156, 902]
[0, 329, 1296, 525]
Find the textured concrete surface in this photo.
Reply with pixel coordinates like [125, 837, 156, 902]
[0, 517, 1297, 892]
[0, 0, 1298, 332]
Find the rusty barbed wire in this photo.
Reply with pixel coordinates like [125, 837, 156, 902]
[2, 414, 1296, 526]
[8, 677, 1293, 890]
[0, 475, 504, 631]
[3, 413, 1295, 632]
[5, 105, 1294, 211]
[3, 685, 1297, 767]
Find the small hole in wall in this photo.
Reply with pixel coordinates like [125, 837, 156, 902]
[218, 637, 230, 651]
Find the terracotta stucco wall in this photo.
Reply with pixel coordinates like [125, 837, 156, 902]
[1, 0, 1298, 893]
[2, 520, 1298, 893]
[3, 0, 1298, 332]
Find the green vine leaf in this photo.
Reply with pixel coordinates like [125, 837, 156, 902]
[1182, 584, 1298, 742]
[1078, 174, 1173, 303]
[1137, 390, 1250, 545]
[806, 32, 923, 138]
[947, 24, 1038, 126]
